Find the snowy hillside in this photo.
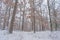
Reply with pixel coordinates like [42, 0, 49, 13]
[0, 30, 60, 40]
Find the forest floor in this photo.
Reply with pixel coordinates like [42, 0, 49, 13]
[0, 30, 60, 40]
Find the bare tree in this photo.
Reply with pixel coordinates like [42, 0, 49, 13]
[21, 0, 26, 31]
[9, 0, 18, 33]
[18, 5, 21, 30]
[6, 7, 11, 27]
[52, 0, 57, 31]
[29, 0, 35, 33]
[47, 0, 53, 31]
[2, 6, 8, 30]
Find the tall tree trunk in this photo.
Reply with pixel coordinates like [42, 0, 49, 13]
[9, 0, 18, 33]
[22, 11, 24, 31]
[53, 11, 57, 31]
[29, 0, 35, 33]
[47, 0, 53, 31]
[40, 7, 44, 31]
[6, 7, 11, 27]
[18, 8, 21, 30]
[52, 0, 57, 31]
[21, 0, 25, 31]
[2, 6, 8, 30]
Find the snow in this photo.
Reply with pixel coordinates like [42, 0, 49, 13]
[0, 30, 60, 40]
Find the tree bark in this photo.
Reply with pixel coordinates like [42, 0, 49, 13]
[2, 6, 8, 30]
[21, 0, 25, 31]
[6, 7, 11, 27]
[29, 0, 35, 33]
[9, 0, 18, 33]
[47, 0, 53, 31]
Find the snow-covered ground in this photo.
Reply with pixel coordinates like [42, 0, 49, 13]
[0, 30, 60, 40]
